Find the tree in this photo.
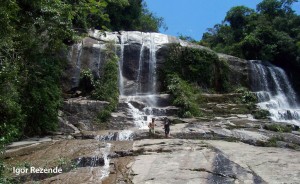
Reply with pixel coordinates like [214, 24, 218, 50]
[225, 6, 255, 41]
[201, 0, 300, 95]
[106, 0, 166, 32]
[0, 0, 167, 145]
[257, 0, 298, 18]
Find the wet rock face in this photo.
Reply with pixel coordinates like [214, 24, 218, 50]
[60, 97, 109, 132]
[122, 43, 141, 81]
[62, 31, 250, 94]
[62, 37, 106, 93]
[218, 54, 250, 88]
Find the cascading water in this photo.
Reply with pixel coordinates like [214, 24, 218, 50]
[96, 44, 102, 78]
[116, 32, 168, 132]
[118, 34, 125, 96]
[127, 102, 151, 129]
[99, 143, 111, 180]
[74, 142, 112, 182]
[68, 41, 83, 89]
[95, 130, 134, 141]
[250, 60, 300, 125]
[136, 38, 144, 94]
[149, 33, 157, 94]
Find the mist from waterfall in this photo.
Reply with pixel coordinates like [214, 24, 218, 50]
[250, 60, 300, 125]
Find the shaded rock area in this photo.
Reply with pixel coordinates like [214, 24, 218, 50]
[218, 54, 250, 88]
[58, 97, 109, 134]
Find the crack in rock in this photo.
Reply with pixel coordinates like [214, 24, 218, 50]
[187, 168, 238, 180]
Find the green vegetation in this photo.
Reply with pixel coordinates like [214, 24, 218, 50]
[106, 0, 167, 32]
[162, 44, 231, 117]
[0, 0, 162, 140]
[235, 87, 257, 104]
[79, 69, 95, 96]
[164, 44, 230, 92]
[256, 136, 284, 147]
[0, 1, 164, 180]
[166, 74, 201, 117]
[78, 42, 119, 123]
[253, 109, 271, 119]
[264, 123, 292, 133]
[201, 0, 300, 92]
[92, 43, 119, 123]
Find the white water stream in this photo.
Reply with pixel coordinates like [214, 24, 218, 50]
[250, 60, 300, 125]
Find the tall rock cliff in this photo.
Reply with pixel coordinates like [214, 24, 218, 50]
[62, 30, 250, 95]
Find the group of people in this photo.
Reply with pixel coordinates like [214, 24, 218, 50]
[148, 117, 170, 138]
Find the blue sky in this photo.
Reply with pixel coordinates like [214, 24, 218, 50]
[144, 0, 300, 40]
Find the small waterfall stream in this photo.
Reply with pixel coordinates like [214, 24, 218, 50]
[136, 40, 144, 94]
[149, 33, 157, 94]
[118, 34, 125, 96]
[99, 143, 111, 180]
[250, 60, 300, 125]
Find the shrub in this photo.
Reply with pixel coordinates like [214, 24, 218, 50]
[264, 124, 292, 133]
[167, 74, 201, 117]
[253, 109, 270, 119]
[97, 110, 112, 123]
[235, 87, 257, 104]
[79, 69, 95, 95]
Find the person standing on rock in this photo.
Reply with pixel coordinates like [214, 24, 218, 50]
[148, 118, 156, 136]
[163, 117, 170, 138]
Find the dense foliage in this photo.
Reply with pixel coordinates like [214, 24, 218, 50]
[201, 0, 300, 92]
[106, 0, 167, 32]
[0, 0, 164, 151]
[164, 44, 230, 92]
[162, 44, 230, 117]
[166, 74, 201, 118]
[92, 43, 120, 123]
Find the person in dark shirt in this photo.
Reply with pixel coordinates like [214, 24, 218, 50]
[163, 117, 170, 138]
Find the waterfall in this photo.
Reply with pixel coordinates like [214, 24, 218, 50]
[74, 142, 112, 182]
[113, 32, 170, 138]
[76, 42, 83, 76]
[250, 60, 300, 125]
[118, 34, 125, 96]
[96, 44, 102, 78]
[70, 42, 83, 89]
[136, 39, 144, 94]
[149, 33, 157, 94]
[95, 130, 133, 141]
[99, 143, 111, 180]
[127, 102, 151, 129]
